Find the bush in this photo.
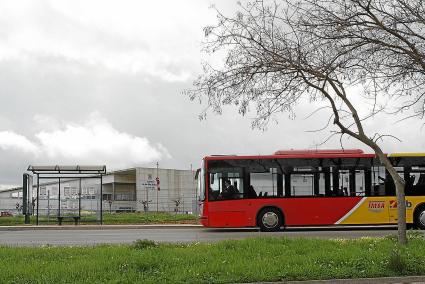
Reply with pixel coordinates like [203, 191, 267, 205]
[407, 230, 424, 241]
[133, 239, 158, 250]
[388, 248, 407, 273]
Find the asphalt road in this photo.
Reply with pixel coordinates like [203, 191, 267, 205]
[1, 226, 422, 246]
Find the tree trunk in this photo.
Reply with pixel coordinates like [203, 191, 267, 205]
[395, 180, 407, 245]
[374, 150, 407, 245]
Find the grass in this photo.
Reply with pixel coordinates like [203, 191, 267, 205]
[0, 212, 198, 226]
[101, 212, 198, 225]
[0, 233, 424, 283]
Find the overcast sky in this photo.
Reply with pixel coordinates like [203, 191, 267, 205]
[0, 0, 424, 189]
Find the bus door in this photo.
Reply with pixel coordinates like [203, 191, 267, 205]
[368, 166, 392, 224]
[208, 172, 247, 227]
[380, 167, 404, 224]
[336, 167, 391, 225]
[388, 199, 399, 223]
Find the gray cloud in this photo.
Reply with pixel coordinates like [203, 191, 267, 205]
[0, 0, 423, 188]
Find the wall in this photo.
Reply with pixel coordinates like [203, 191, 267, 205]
[136, 168, 196, 213]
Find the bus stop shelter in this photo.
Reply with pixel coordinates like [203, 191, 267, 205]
[26, 165, 106, 225]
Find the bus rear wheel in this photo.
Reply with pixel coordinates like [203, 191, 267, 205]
[258, 208, 283, 232]
[414, 205, 425, 230]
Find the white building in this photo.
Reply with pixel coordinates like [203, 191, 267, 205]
[0, 167, 197, 215]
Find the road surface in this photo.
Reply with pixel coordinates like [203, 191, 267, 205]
[1, 226, 422, 246]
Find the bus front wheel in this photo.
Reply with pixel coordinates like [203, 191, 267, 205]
[258, 207, 283, 232]
[414, 205, 425, 230]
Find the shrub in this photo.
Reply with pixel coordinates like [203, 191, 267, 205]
[133, 239, 158, 250]
[388, 248, 407, 273]
[407, 230, 423, 241]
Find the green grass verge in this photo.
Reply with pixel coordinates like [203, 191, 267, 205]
[0, 233, 424, 283]
[0, 212, 198, 226]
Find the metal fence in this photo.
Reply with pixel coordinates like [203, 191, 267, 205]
[0, 189, 199, 217]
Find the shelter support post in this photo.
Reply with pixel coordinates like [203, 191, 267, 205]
[100, 174, 103, 225]
[79, 178, 82, 219]
[36, 174, 39, 225]
[58, 177, 61, 221]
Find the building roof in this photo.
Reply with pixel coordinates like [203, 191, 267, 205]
[0, 186, 22, 193]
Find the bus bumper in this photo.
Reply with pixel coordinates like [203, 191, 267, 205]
[200, 216, 208, 227]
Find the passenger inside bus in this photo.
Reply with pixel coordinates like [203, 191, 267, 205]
[332, 187, 344, 196]
[220, 179, 239, 199]
[245, 185, 257, 198]
[208, 187, 219, 200]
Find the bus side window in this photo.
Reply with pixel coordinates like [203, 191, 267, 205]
[291, 173, 314, 196]
[250, 171, 278, 197]
[405, 166, 425, 196]
[411, 172, 425, 196]
[413, 173, 425, 195]
[370, 166, 386, 196]
[209, 173, 221, 200]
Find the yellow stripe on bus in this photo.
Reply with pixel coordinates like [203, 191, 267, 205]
[338, 196, 425, 225]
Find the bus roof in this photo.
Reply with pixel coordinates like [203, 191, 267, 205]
[389, 153, 425, 157]
[205, 150, 425, 161]
[273, 149, 364, 155]
[204, 149, 376, 161]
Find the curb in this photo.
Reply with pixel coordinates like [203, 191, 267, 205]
[0, 224, 203, 231]
[0, 224, 402, 232]
[246, 275, 425, 283]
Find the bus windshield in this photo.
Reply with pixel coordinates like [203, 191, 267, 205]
[197, 160, 205, 201]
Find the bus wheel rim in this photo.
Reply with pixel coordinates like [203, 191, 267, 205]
[420, 211, 425, 227]
[262, 212, 278, 228]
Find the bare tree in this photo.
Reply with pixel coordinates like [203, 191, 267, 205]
[139, 200, 152, 213]
[172, 198, 181, 213]
[187, 0, 425, 244]
[295, 0, 425, 118]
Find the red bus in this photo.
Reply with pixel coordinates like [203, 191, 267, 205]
[197, 149, 425, 231]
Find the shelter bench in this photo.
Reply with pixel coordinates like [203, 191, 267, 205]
[57, 216, 80, 225]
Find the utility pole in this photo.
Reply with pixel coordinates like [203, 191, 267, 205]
[145, 183, 148, 212]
